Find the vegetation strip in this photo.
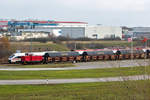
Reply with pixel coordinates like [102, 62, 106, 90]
[0, 63, 75, 68]
[0, 80, 150, 100]
[0, 66, 149, 80]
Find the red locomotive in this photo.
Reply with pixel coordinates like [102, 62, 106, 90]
[21, 55, 43, 64]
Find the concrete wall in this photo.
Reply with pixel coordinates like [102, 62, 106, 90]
[61, 27, 85, 38]
[85, 26, 122, 39]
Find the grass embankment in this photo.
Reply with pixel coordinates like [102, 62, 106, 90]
[0, 81, 150, 100]
[0, 63, 75, 68]
[0, 66, 149, 80]
[63, 40, 131, 44]
[63, 40, 138, 48]
[10, 42, 69, 52]
[10, 41, 137, 53]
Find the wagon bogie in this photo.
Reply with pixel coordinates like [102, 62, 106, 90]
[111, 55, 117, 60]
[97, 55, 104, 60]
[91, 56, 97, 61]
[104, 55, 110, 60]
[76, 56, 82, 62]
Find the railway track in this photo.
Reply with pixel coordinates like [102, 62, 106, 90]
[0, 59, 149, 71]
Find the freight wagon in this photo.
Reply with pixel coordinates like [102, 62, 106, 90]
[19, 49, 150, 65]
[43, 51, 81, 63]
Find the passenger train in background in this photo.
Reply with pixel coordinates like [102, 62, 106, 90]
[8, 48, 150, 65]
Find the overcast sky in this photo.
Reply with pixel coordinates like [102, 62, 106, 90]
[0, 0, 150, 26]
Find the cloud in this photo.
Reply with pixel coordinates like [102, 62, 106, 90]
[0, 0, 149, 13]
[0, 0, 150, 26]
[57, 0, 149, 12]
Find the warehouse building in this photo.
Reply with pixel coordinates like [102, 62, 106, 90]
[18, 25, 122, 40]
[131, 27, 150, 39]
[19, 27, 86, 38]
[0, 21, 8, 31]
[13, 20, 87, 40]
[121, 27, 150, 39]
[85, 26, 122, 39]
[0, 19, 123, 40]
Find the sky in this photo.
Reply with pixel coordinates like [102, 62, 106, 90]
[0, 0, 150, 26]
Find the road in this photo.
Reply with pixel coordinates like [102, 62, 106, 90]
[0, 75, 149, 85]
[0, 59, 149, 71]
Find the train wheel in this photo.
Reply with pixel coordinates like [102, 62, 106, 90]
[22, 61, 27, 65]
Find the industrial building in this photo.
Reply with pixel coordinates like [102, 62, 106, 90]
[18, 27, 86, 39]
[0, 19, 123, 40]
[121, 27, 150, 39]
[2, 19, 150, 40]
[16, 21, 87, 40]
[131, 27, 150, 39]
[85, 26, 122, 39]
[0, 20, 87, 40]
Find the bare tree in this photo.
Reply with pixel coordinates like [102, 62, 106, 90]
[0, 37, 11, 63]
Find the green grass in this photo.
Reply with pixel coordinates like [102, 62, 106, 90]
[63, 40, 138, 47]
[0, 63, 75, 68]
[32, 43, 69, 51]
[0, 80, 150, 100]
[10, 42, 69, 52]
[10, 41, 138, 52]
[63, 40, 130, 44]
[0, 66, 149, 80]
